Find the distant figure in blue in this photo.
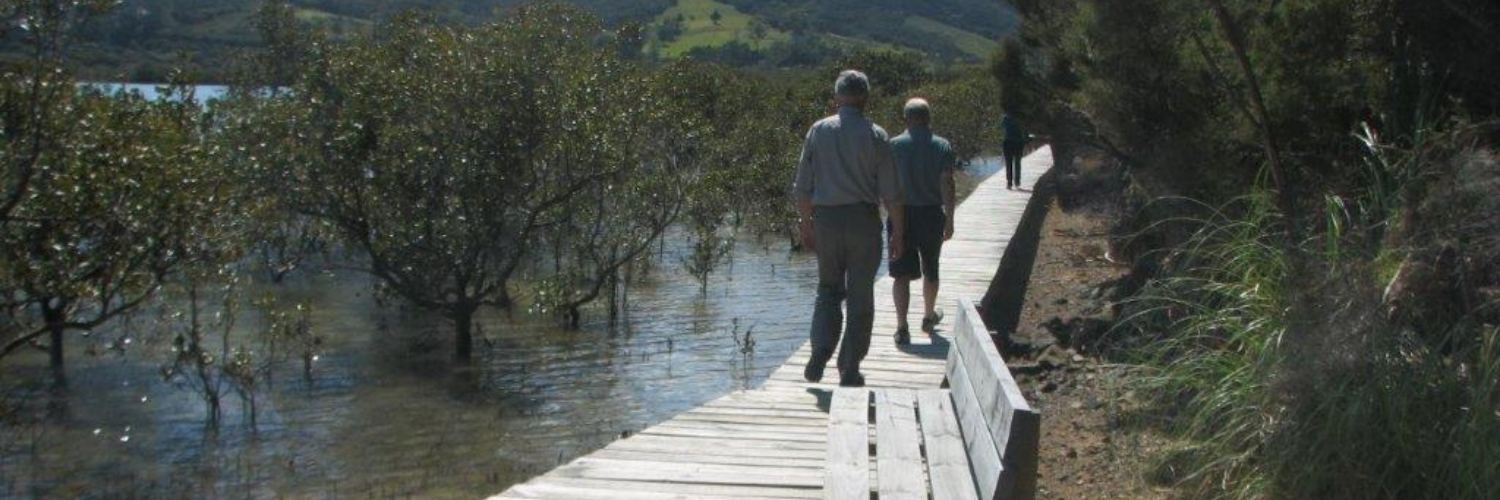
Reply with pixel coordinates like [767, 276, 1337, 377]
[1000, 111, 1028, 189]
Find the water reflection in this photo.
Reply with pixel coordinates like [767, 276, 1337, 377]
[1, 231, 816, 499]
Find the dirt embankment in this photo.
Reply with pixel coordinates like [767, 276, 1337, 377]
[1000, 155, 1169, 500]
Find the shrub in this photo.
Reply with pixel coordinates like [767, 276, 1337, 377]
[1123, 183, 1500, 499]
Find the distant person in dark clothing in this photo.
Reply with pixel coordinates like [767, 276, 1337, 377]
[1000, 112, 1028, 189]
[793, 70, 906, 388]
[888, 98, 956, 346]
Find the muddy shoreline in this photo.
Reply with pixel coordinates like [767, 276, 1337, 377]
[982, 154, 1167, 499]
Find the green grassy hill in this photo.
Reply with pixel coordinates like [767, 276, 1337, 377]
[647, 0, 791, 57]
[903, 16, 1001, 61]
[6, 0, 1016, 80]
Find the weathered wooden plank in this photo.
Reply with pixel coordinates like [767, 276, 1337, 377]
[717, 388, 834, 403]
[706, 396, 832, 409]
[954, 298, 1030, 441]
[506, 477, 822, 499]
[952, 297, 1041, 500]
[656, 420, 829, 436]
[675, 408, 828, 423]
[606, 444, 824, 462]
[765, 372, 936, 389]
[875, 389, 927, 500]
[608, 435, 825, 455]
[952, 302, 1012, 450]
[686, 406, 831, 420]
[916, 390, 981, 500]
[593, 449, 826, 469]
[499, 481, 810, 500]
[554, 458, 823, 488]
[784, 355, 947, 371]
[1002, 410, 1042, 500]
[826, 388, 870, 500]
[641, 426, 826, 443]
[696, 402, 831, 416]
[569, 457, 823, 478]
[946, 341, 1004, 500]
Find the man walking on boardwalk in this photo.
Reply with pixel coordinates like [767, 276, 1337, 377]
[1001, 111, 1028, 189]
[889, 98, 957, 346]
[794, 70, 906, 388]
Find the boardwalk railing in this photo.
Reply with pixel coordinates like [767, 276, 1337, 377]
[947, 297, 1040, 500]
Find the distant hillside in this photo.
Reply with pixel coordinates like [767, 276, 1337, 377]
[3, 0, 1017, 81]
[646, 0, 791, 58]
[717, 0, 1015, 60]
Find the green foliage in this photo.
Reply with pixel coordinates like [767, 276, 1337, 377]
[645, 0, 789, 59]
[229, 3, 700, 344]
[1123, 189, 1500, 499]
[0, 0, 1010, 388]
[1002, 0, 1402, 200]
[648, 60, 808, 276]
[1380, 128, 1500, 346]
[0, 77, 238, 382]
[988, 38, 1038, 119]
[256, 293, 319, 382]
[901, 16, 998, 61]
[9, 0, 1017, 79]
[1003, 1, 1500, 497]
[906, 72, 1002, 165]
[253, 0, 316, 86]
[0, 0, 843, 373]
[682, 225, 731, 293]
[160, 270, 243, 426]
[837, 50, 931, 101]
[655, 13, 684, 43]
[829, 53, 998, 168]
[1390, 0, 1500, 126]
[0, 2, 246, 391]
[719, 0, 1016, 62]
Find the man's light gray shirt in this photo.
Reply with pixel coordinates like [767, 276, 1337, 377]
[793, 106, 903, 207]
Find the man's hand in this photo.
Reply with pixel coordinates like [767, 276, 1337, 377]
[799, 220, 817, 252]
[888, 232, 905, 261]
[943, 220, 955, 241]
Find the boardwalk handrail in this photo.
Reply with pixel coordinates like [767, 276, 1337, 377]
[948, 297, 1041, 500]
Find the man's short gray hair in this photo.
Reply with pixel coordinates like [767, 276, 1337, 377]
[834, 70, 870, 98]
[903, 98, 931, 121]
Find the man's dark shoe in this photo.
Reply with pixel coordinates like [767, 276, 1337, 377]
[804, 359, 826, 383]
[839, 372, 866, 387]
[895, 326, 911, 346]
[921, 311, 944, 334]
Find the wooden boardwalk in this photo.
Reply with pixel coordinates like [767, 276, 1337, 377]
[491, 148, 1053, 500]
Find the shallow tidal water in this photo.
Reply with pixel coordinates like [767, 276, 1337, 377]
[1, 233, 819, 499]
[0, 157, 998, 499]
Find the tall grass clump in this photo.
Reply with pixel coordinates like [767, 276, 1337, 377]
[1122, 135, 1500, 499]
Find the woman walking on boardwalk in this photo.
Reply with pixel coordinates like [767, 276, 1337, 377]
[1000, 111, 1028, 189]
